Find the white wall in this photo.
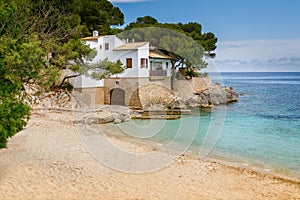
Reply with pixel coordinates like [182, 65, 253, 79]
[110, 49, 149, 78]
[72, 75, 104, 88]
[137, 44, 150, 77]
[111, 43, 150, 78]
[75, 37, 153, 88]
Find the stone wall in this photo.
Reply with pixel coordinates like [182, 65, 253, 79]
[104, 78, 145, 106]
[104, 77, 171, 109]
[73, 87, 105, 106]
[73, 77, 211, 109]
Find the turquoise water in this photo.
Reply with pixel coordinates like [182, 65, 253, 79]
[211, 72, 300, 178]
[109, 72, 300, 178]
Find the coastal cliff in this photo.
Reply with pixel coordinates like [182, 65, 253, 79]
[137, 77, 238, 110]
[169, 83, 238, 109]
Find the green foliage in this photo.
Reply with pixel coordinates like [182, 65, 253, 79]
[121, 17, 216, 89]
[61, 82, 74, 92]
[79, 0, 124, 36]
[198, 32, 218, 53]
[78, 58, 125, 80]
[126, 16, 158, 30]
[0, 35, 35, 147]
[124, 16, 217, 54]
[0, 0, 105, 147]
[118, 27, 207, 70]
[0, 97, 30, 148]
[185, 69, 199, 78]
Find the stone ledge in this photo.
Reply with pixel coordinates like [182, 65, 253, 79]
[131, 115, 181, 120]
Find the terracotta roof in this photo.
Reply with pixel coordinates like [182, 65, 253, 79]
[81, 36, 102, 41]
[149, 50, 174, 59]
[114, 42, 149, 51]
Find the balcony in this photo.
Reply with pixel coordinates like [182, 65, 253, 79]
[149, 70, 167, 80]
[150, 70, 167, 76]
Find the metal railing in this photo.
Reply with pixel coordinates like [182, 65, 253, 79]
[149, 70, 167, 77]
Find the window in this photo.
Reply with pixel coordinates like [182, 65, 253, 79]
[100, 45, 102, 49]
[146, 58, 148, 68]
[140, 58, 148, 68]
[153, 62, 163, 70]
[126, 58, 132, 68]
[166, 62, 169, 68]
[105, 43, 109, 50]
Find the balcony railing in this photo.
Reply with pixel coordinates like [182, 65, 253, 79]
[149, 70, 167, 77]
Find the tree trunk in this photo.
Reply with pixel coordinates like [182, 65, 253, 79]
[59, 74, 81, 87]
[170, 67, 175, 91]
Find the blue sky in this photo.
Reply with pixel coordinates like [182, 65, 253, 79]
[110, 0, 300, 72]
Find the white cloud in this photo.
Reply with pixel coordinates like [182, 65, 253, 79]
[267, 56, 300, 66]
[213, 39, 300, 72]
[214, 59, 247, 66]
[109, 0, 151, 3]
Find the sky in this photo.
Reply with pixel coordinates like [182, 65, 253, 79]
[109, 0, 300, 72]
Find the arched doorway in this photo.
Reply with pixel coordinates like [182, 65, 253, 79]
[110, 88, 125, 106]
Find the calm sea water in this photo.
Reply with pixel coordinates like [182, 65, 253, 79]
[209, 72, 300, 178]
[107, 72, 300, 178]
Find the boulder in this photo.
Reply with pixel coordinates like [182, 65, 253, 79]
[114, 118, 122, 124]
[111, 105, 131, 122]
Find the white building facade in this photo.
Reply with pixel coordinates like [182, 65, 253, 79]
[73, 33, 172, 89]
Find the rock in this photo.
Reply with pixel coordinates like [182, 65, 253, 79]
[166, 97, 186, 109]
[196, 84, 238, 106]
[85, 117, 100, 124]
[114, 118, 122, 124]
[111, 105, 131, 122]
[226, 87, 239, 103]
[170, 83, 239, 108]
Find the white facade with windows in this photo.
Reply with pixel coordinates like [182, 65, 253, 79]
[73, 33, 172, 88]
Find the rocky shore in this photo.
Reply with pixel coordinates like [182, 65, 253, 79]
[29, 79, 238, 125]
[167, 83, 238, 109]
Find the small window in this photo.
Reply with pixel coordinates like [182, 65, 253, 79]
[126, 58, 132, 68]
[141, 58, 148, 68]
[100, 45, 102, 49]
[105, 43, 109, 50]
[166, 62, 169, 68]
[146, 58, 148, 68]
[153, 62, 163, 70]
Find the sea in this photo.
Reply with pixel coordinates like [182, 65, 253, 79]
[104, 72, 300, 179]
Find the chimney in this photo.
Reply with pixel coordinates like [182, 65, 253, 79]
[93, 30, 98, 37]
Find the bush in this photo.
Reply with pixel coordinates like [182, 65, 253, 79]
[185, 69, 199, 78]
[61, 82, 74, 92]
[0, 98, 30, 148]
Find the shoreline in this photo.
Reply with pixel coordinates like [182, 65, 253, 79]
[0, 109, 299, 199]
[101, 123, 300, 184]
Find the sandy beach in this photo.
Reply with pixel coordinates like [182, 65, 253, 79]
[0, 110, 299, 200]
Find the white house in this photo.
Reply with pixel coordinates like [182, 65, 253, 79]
[71, 31, 176, 107]
[73, 31, 172, 89]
